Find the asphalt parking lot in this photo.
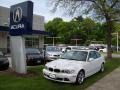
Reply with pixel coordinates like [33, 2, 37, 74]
[101, 53, 120, 58]
[86, 66, 120, 90]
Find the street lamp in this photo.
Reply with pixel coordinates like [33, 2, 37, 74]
[71, 39, 82, 46]
[112, 32, 119, 52]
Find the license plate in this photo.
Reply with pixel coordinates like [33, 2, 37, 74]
[49, 73, 56, 79]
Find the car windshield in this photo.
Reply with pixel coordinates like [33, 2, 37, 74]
[46, 46, 61, 52]
[26, 48, 40, 54]
[60, 51, 88, 61]
[0, 51, 3, 56]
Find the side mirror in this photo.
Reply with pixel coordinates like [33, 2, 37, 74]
[89, 58, 94, 62]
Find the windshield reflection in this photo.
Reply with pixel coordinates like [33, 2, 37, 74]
[60, 51, 88, 61]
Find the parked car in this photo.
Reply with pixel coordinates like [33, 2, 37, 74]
[65, 46, 81, 52]
[0, 51, 9, 71]
[79, 46, 89, 50]
[66, 46, 89, 52]
[89, 46, 100, 51]
[45, 46, 63, 61]
[99, 46, 120, 52]
[111, 46, 120, 52]
[59, 46, 67, 53]
[99, 47, 107, 52]
[26, 48, 44, 66]
[43, 50, 105, 85]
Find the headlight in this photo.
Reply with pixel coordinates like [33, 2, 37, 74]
[62, 69, 75, 74]
[46, 53, 52, 57]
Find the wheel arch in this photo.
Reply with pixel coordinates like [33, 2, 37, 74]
[78, 69, 85, 75]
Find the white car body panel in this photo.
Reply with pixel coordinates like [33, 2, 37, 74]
[99, 48, 107, 52]
[43, 50, 105, 83]
[46, 59, 85, 73]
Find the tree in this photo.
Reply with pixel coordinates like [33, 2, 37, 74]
[45, 17, 63, 36]
[112, 22, 120, 46]
[113, 22, 120, 32]
[45, 17, 106, 45]
[81, 18, 96, 38]
[49, 0, 120, 59]
[45, 18, 63, 44]
[73, 16, 83, 22]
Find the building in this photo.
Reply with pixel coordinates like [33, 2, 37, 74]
[0, 6, 50, 53]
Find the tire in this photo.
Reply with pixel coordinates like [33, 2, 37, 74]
[100, 50, 103, 52]
[100, 63, 104, 72]
[75, 70, 85, 85]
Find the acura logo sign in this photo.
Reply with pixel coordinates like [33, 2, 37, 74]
[13, 7, 22, 22]
[10, 1, 33, 36]
[11, 7, 24, 30]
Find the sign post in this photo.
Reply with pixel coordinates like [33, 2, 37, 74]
[9, 1, 33, 74]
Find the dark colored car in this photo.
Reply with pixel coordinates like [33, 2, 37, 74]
[26, 48, 44, 66]
[0, 51, 9, 71]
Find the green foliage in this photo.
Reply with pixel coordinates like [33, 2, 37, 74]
[49, 0, 120, 58]
[113, 22, 120, 32]
[45, 17, 111, 45]
[45, 17, 63, 36]
[112, 22, 120, 46]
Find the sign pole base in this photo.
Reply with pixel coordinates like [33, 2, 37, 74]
[10, 36, 27, 74]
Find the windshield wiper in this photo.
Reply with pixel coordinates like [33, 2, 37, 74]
[61, 58, 78, 60]
[65, 58, 77, 60]
[60, 58, 67, 59]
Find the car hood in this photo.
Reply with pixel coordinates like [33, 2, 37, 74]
[46, 59, 86, 70]
[47, 51, 62, 55]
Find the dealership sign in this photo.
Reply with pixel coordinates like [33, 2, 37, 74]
[10, 1, 33, 36]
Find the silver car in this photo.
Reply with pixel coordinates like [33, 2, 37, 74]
[45, 46, 63, 61]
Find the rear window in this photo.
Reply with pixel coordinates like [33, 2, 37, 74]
[46, 46, 61, 52]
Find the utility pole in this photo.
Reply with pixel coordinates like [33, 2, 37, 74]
[71, 39, 82, 46]
[117, 32, 119, 52]
[112, 32, 119, 52]
[46, 37, 61, 46]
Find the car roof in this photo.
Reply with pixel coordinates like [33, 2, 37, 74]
[71, 49, 97, 52]
[46, 46, 58, 47]
[67, 45, 86, 47]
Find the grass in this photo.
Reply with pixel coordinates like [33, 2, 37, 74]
[0, 58, 120, 90]
[113, 51, 120, 54]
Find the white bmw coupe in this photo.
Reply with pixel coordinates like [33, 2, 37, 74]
[43, 50, 105, 85]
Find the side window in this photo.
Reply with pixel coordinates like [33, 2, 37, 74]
[89, 51, 97, 59]
[95, 51, 101, 58]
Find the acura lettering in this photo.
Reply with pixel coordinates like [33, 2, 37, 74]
[11, 24, 24, 29]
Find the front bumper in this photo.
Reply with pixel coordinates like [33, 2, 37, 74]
[27, 58, 44, 66]
[43, 69, 77, 83]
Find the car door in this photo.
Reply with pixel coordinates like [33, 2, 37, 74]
[85, 51, 99, 77]
[95, 51, 103, 71]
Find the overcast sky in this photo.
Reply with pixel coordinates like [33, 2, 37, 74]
[0, 0, 73, 22]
